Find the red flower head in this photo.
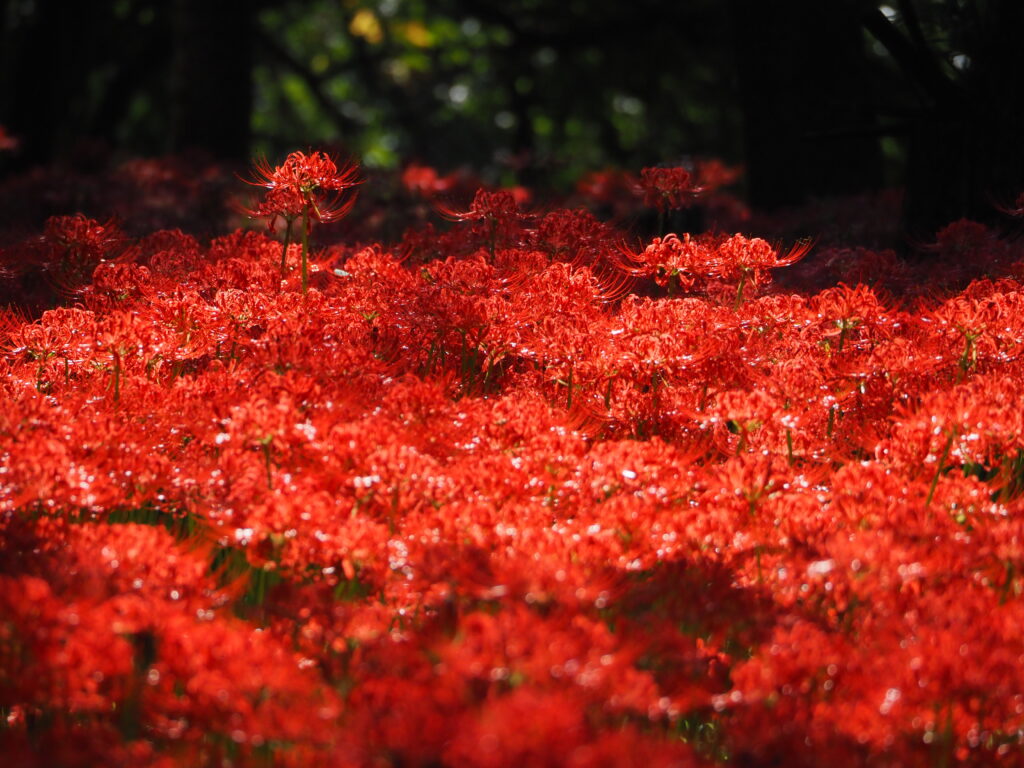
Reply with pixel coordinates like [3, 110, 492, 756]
[437, 188, 522, 223]
[243, 150, 361, 292]
[245, 150, 361, 228]
[639, 166, 701, 213]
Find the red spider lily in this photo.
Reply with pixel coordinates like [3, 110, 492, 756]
[692, 157, 742, 193]
[40, 215, 132, 295]
[43, 214, 126, 257]
[639, 166, 702, 213]
[246, 151, 360, 215]
[401, 162, 462, 197]
[575, 168, 638, 218]
[435, 188, 530, 259]
[244, 150, 360, 292]
[615, 232, 812, 306]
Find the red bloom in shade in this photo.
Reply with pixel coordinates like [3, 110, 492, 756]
[0, 124, 18, 151]
[43, 214, 126, 262]
[435, 188, 530, 259]
[693, 157, 742, 193]
[401, 162, 460, 197]
[639, 166, 701, 212]
[38, 214, 131, 295]
[436, 188, 522, 223]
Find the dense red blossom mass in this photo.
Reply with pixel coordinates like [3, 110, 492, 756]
[3, 150, 1024, 766]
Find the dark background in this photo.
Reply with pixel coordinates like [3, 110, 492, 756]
[1, 0, 1022, 235]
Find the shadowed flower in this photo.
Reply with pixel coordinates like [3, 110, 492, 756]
[0, 124, 18, 151]
[639, 166, 701, 213]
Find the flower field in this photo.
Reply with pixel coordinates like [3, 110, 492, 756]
[3, 152, 1024, 766]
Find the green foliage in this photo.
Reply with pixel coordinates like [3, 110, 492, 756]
[252, 0, 741, 186]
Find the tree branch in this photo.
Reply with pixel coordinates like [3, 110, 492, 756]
[860, 5, 959, 104]
[254, 26, 361, 138]
[896, 0, 935, 61]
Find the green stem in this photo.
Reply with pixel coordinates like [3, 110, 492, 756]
[301, 207, 310, 295]
[112, 351, 121, 405]
[957, 333, 976, 382]
[733, 270, 748, 311]
[280, 218, 293, 274]
[926, 428, 956, 508]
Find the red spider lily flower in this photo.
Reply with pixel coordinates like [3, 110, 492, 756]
[244, 151, 360, 231]
[39, 214, 132, 296]
[244, 150, 360, 292]
[401, 162, 460, 197]
[246, 184, 306, 229]
[692, 157, 742, 193]
[615, 232, 812, 305]
[576, 168, 631, 199]
[435, 188, 529, 259]
[639, 166, 702, 213]
[710, 233, 813, 277]
[435, 188, 522, 223]
[246, 150, 361, 220]
[43, 214, 126, 263]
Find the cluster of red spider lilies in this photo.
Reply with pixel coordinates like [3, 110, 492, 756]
[2, 149, 1024, 766]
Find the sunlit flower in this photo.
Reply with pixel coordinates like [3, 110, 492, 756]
[244, 150, 360, 291]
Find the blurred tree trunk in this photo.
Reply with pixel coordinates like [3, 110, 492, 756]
[898, 0, 1024, 237]
[731, 0, 883, 210]
[0, 0, 94, 168]
[170, 0, 254, 160]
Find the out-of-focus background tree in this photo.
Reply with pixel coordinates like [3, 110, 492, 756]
[0, 0, 1021, 233]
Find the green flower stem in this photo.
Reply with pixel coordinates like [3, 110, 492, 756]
[301, 207, 310, 294]
[280, 218, 293, 274]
